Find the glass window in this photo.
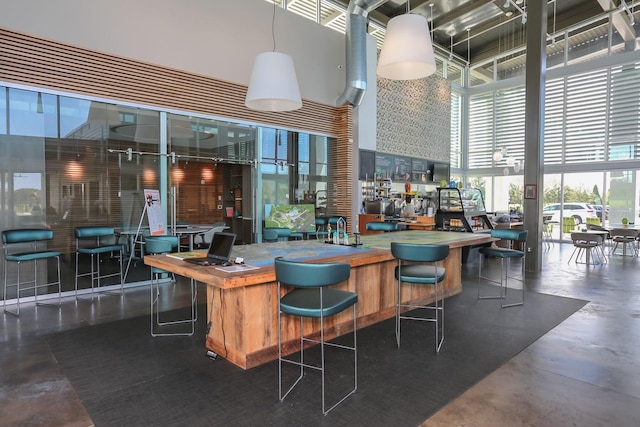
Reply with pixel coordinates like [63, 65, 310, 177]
[0, 88, 6, 135]
[9, 89, 57, 137]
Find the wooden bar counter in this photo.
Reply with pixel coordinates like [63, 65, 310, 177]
[144, 231, 493, 370]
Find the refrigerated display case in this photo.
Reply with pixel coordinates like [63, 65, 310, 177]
[435, 188, 493, 232]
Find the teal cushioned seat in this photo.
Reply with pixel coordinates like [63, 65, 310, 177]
[74, 226, 124, 300]
[265, 227, 303, 241]
[145, 236, 196, 337]
[366, 222, 399, 232]
[390, 242, 449, 353]
[2, 228, 61, 316]
[6, 250, 61, 262]
[280, 287, 358, 318]
[395, 264, 445, 284]
[77, 245, 123, 255]
[144, 238, 174, 275]
[478, 228, 528, 308]
[274, 257, 357, 415]
[479, 228, 527, 259]
[263, 228, 279, 242]
[307, 217, 329, 240]
[478, 246, 524, 258]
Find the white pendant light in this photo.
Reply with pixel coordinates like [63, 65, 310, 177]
[245, 52, 302, 111]
[377, 4, 436, 80]
[245, 2, 302, 112]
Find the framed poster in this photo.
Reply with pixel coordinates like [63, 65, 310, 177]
[144, 189, 165, 236]
[524, 184, 537, 199]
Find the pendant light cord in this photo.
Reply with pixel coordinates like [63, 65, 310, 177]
[271, 0, 277, 52]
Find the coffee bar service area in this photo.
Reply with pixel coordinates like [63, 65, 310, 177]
[357, 150, 498, 237]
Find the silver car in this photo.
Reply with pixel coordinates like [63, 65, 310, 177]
[543, 203, 599, 225]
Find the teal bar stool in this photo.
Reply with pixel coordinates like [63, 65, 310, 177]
[478, 229, 528, 308]
[391, 243, 449, 353]
[365, 222, 399, 232]
[74, 226, 124, 300]
[263, 228, 279, 243]
[306, 217, 329, 240]
[2, 229, 62, 316]
[145, 236, 197, 337]
[275, 257, 357, 415]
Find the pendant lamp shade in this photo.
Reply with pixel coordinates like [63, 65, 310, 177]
[245, 52, 302, 112]
[377, 14, 436, 80]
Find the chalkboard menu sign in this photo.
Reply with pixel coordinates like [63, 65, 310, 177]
[393, 156, 412, 181]
[359, 150, 376, 180]
[411, 158, 429, 183]
[375, 153, 394, 179]
[364, 151, 449, 186]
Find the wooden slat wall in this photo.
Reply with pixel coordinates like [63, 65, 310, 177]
[327, 107, 353, 228]
[0, 27, 354, 221]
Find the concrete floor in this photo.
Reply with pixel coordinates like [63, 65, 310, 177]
[424, 242, 640, 427]
[1, 242, 639, 426]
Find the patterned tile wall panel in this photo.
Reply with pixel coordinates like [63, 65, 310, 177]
[376, 75, 451, 163]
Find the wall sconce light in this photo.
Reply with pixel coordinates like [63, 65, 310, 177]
[245, 2, 302, 111]
[377, 1, 436, 80]
[201, 167, 214, 182]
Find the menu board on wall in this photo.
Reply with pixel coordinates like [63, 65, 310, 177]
[359, 150, 376, 181]
[375, 153, 394, 179]
[411, 158, 429, 183]
[393, 156, 412, 181]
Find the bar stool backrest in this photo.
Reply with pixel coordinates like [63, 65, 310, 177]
[275, 257, 350, 287]
[490, 228, 528, 243]
[144, 238, 174, 255]
[391, 242, 449, 263]
[2, 229, 53, 245]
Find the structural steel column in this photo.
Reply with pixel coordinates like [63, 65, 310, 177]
[523, 0, 547, 272]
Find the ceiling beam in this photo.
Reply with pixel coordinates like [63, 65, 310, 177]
[432, 0, 494, 33]
[597, 0, 636, 41]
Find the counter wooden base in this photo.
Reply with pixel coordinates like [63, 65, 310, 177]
[204, 248, 462, 370]
[145, 232, 492, 370]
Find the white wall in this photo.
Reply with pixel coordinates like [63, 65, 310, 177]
[0, 0, 346, 106]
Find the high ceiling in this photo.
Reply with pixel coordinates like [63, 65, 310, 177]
[279, 0, 639, 70]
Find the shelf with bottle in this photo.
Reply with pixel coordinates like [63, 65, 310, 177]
[375, 178, 392, 198]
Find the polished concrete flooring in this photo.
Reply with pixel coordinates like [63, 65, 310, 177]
[1, 242, 639, 426]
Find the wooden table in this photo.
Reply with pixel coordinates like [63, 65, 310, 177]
[144, 231, 494, 370]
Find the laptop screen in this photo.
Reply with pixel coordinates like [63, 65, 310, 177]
[207, 231, 236, 262]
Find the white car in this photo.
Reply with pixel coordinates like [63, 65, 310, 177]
[543, 203, 598, 225]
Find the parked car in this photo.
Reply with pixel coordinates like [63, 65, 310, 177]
[543, 203, 598, 225]
[592, 205, 609, 221]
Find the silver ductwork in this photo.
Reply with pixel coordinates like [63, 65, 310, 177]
[336, 0, 388, 106]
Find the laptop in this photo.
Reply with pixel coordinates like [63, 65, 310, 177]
[184, 232, 236, 266]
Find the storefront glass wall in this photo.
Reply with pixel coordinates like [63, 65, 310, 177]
[0, 87, 331, 303]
